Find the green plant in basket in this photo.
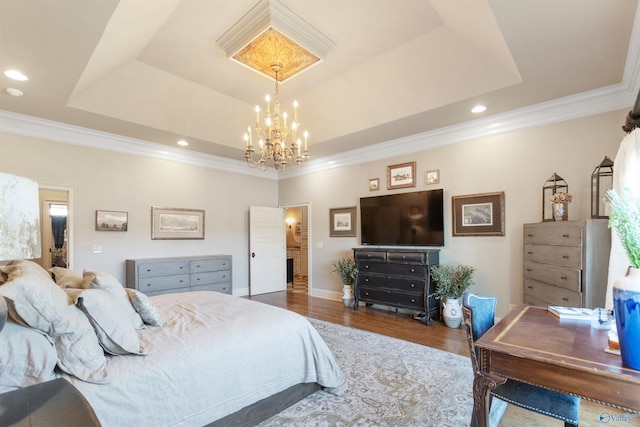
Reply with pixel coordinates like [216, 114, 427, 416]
[607, 188, 640, 269]
[331, 256, 357, 286]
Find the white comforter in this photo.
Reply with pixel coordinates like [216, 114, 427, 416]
[60, 291, 346, 427]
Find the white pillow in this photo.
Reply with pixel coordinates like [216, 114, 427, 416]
[75, 289, 146, 356]
[0, 270, 108, 384]
[83, 270, 145, 330]
[0, 318, 58, 388]
[125, 288, 164, 327]
[49, 267, 84, 289]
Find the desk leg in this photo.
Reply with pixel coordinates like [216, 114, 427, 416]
[471, 372, 506, 427]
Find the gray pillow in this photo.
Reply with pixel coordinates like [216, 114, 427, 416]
[125, 288, 164, 327]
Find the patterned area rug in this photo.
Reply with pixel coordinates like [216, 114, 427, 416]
[259, 318, 474, 426]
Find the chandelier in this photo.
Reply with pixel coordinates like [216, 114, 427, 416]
[244, 64, 309, 171]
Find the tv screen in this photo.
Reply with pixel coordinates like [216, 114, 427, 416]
[360, 189, 444, 246]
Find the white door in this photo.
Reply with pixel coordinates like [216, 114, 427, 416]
[249, 206, 286, 295]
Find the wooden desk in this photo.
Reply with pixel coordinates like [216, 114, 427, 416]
[474, 304, 640, 427]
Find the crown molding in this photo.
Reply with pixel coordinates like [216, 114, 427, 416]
[0, 111, 278, 180]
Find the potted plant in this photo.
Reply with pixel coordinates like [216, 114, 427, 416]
[607, 188, 640, 369]
[430, 264, 476, 328]
[332, 256, 358, 307]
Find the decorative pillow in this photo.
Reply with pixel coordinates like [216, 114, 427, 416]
[125, 288, 163, 327]
[0, 269, 108, 384]
[1, 260, 53, 282]
[0, 318, 58, 388]
[49, 267, 84, 289]
[75, 289, 146, 356]
[83, 270, 145, 330]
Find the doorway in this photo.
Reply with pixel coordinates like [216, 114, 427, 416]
[36, 186, 74, 270]
[284, 203, 310, 294]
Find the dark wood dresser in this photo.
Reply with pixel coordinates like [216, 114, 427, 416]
[353, 247, 439, 324]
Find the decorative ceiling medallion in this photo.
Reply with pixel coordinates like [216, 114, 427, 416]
[232, 28, 319, 82]
[217, 0, 334, 81]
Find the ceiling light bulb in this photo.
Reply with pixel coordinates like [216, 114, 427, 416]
[4, 70, 28, 81]
[5, 88, 23, 97]
[471, 105, 487, 113]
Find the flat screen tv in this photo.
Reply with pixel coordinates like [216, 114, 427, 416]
[360, 189, 444, 246]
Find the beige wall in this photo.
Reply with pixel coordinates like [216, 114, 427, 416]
[0, 109, 627, 315]
[0, 133, 278, 295]
[278, 109, 627, 316]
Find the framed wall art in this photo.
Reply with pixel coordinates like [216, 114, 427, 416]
[329, 206, 357, 237]
[425, 169, 440, 185]
[151, 207, 205, 240]
[95, 210, 128, 232]
[387, 161, 416, 190]
[369, 178, 380, 191]
[452, 192, 505, 237]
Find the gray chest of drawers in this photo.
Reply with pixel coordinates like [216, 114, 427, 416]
[523, 220, 610, 308]
[353, 248, 439, 324]
[126, 255, 232, 296]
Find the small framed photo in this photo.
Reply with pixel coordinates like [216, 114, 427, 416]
[151, 207, 205, 240]
[369, 178, 380, 191]
[425, 169, 440, 185]
[95, 210, 128, 232]
[329, 206, 357, 237]
[452, 192, 505, 237]
[387, 161, 416, 190]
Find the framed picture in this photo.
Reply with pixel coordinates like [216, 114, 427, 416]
[425, 169, 440, 185]
[452, 192, 505, 237]
[387, 161, 416, 190]
[151, 207, 205, 240]
[369, 178, 380, 191]
[329, 206, 357, 237]
[95, 210, 128, 232]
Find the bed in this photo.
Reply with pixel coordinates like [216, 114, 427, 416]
[0, 261, 346, 426]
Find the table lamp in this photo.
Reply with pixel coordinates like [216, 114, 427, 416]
[0, 173, 42, 332]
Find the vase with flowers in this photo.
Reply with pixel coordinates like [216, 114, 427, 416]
[550, 191, 572, 221]
[607, 188, 640, 370]
[332, 256, 358, 308]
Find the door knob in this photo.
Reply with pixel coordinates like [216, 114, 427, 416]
[251, 252, 256, 258]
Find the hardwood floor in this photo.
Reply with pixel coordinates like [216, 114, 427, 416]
[247, 291, 623, 427]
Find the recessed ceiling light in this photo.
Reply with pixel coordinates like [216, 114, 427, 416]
[4, 70, 28, 81]
[177, 140, 189, 146]
[5, 88, 24, 97]
[471, 105, 487, 114]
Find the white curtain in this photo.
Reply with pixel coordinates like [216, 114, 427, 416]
[605, 128, 640, 309]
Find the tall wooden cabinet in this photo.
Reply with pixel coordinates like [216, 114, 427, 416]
[353, 247, 439, 324]
[522, 220, 610, 308]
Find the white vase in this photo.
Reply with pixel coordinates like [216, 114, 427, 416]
[613, 267, 640, 370]
[342, 284, 354, 308]
[442, 298, 462, 328]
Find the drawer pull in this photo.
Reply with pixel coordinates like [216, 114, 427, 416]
[562, 234, 570, 238]
[402, 256, 407, 259]
[365, 292, 369, 296]
[410, 298, 416, 303]
[527, 234, 534, 237]
[527, 286, 533, 289]
[365, 278, 369, 282]
[527, 251, 533, 255]
[526, 268, 532, 272]
[562, 255, 569, 259]
[560, 276, 567, 280]
[410, 283, 415, 288]
[365, 265, 369, 269]
[146, 269, 152, 272]
[180, 266, 184, 269]
[562, 297, 569, 302]
[410, 268, 415, 273]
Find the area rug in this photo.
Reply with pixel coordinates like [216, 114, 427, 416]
[258, 318, 474, 426]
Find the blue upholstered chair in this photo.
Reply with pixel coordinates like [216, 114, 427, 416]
[462, 293, 579, 427]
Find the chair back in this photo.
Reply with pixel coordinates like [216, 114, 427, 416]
[462, 292, 497, 374]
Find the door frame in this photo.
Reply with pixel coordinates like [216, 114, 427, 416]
[39, 184, 75, 270]
[281, 202, 311, 295]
